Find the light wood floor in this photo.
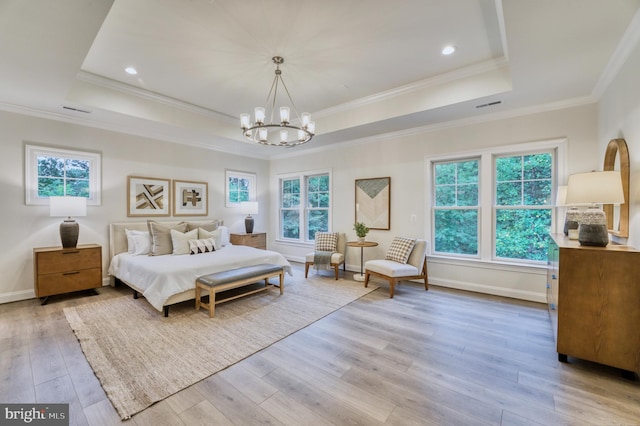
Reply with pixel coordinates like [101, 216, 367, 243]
[1, 262, 639, 425]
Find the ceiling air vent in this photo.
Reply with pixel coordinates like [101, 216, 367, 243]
[62, 105, 92, 114]
[475, 100, 502, 109]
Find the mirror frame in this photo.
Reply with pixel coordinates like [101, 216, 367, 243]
[603, 138, 629, 237]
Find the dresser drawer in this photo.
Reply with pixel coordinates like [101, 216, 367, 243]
[36, 246, 101, 274]
[36, 268, 102, 297]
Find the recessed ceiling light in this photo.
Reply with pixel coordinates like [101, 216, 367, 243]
[441, 46, 456, 55]
[125, 67, 138, 75]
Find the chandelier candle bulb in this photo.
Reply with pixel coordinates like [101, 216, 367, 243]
[280, 129, 288, 144]
[301, 112, 310, 127]
[259, 128, 268, 142]
[308, 121, 316, 134]
[254, 107, 265, 125]
[297, 129, 306, 141]
[240, 113, 250, 129]
[280, 107, 290, 124]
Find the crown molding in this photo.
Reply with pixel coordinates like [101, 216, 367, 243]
[75, 71, 237, 123]
[271, 95, 596, 160]
[592, 7, 640, 99]
[313, 58, 510, 119]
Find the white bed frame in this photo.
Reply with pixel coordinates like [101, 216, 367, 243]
[109, 220, 223, 316]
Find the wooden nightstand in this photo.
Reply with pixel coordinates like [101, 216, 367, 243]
[230, 233, 266, 250]
[33, 244, 102, 304]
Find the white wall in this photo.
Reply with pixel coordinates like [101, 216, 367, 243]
[269, 104, 599, 302]
[598, 33, 640, 248]
[0, 111, 269, 303]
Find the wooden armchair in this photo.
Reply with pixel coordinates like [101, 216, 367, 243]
[304, 232, 346, 280]
[364, 238, 428, 298]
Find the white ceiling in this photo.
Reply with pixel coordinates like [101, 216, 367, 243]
[1, 0, 639, 159]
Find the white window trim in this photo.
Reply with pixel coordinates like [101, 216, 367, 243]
[276, 168, 332, 244]
[25, 144, 101, 206]
[225, 169, 257, 207]
[425, 138, 567, 265]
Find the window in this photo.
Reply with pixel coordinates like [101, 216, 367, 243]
[428, 139, 564, 264]
[226, 170, 256, 207]
[433, 159, 479, 256]
[25, 145, 101, 205]
[495, 153, 552, 261]
[278, 171, 331, 242]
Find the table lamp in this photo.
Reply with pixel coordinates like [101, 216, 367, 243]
[565, 171, 624, 247]
[240, 201, 259, 234]
[49, 196, 87, 248]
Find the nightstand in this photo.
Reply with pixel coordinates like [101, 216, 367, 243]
[230, 233, 266, 250]
[33, 244, 102, 304]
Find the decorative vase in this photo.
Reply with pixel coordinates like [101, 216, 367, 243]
[357, 236, 365, 243]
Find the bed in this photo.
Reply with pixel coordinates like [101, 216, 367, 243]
[108, 221, 292, 315]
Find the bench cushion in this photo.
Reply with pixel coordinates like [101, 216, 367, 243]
[196, 263, 283, 288]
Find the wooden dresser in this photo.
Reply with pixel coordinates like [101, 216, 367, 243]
[547, 234, 640, 373]
[34, 244, 102, 303]
[230, 232, 266, 250]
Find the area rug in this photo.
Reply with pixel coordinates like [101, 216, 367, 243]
[63, 277, 377, 420]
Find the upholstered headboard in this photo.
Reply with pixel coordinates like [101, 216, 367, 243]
[109, 220, 224, 259]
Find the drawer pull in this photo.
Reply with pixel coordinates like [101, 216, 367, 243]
[63, 271, 80, 275]
[62, 250, 80, 254]
[551, 274, 557, 280]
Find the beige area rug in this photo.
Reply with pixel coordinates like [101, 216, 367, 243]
[63, 276, 377, 420]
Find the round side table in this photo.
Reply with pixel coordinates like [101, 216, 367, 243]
[347, 241, 378, 282]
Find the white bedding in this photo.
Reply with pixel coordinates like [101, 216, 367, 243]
[108, 245, 292, 311]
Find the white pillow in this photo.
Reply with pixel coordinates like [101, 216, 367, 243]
[125, 229, 147, 254]
[170, 228, 198, 255]
[131, 232, 152, 255]
[198, 228, 222, 250]
[218, 225, 231, 246]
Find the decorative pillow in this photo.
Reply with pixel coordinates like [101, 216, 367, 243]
[130, 232, 151, 255]
[385, 237, 416, 264]
[147, 221, 187, 256]
[185, 220, 221, 232]
[189, 238, 216, 254]
[315, 232, 338, 252]
[171, 228, 198, 255]
[218, 225, 231, 246]
[198, 228, 222, 250]
[125, 229, 148, 254]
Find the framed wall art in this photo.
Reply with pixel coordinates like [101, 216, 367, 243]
[127, 176, 171, 217]
[173, 179, 208, 216]
[355, 177, 391, 230]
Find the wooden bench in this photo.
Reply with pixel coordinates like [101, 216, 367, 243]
[195, 263, 284, 317]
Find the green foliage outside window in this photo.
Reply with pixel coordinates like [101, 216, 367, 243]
[37, 156, 90, 197]
[280, 174, 330, 241]
[434, 159, 479, 255]
[495, 153, 552, 261]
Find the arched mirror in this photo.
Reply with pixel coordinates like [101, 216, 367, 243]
[603, 138, 629, 237]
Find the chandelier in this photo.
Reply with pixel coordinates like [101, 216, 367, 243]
[240, 56, 315, 147]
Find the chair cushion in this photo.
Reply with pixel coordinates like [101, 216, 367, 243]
[315, 232, 338, 252]
[365, 259, 419, 277]
[305, 252, 344, 264]
[385, 237, 416, 264]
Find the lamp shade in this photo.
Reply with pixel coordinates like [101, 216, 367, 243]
[240, 201, 259, 215]
[49, 196, 87, 217]
[565, 171, 624, 205]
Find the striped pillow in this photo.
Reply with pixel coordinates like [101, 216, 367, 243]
[189, 238, 216, 254]
[315, 232, 338, 252]
[385, 237, 416, 264]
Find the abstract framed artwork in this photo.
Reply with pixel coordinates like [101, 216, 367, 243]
[173, 180, 208, 216]
[127, 176, 171, 217]
[355, 177, 391, 230]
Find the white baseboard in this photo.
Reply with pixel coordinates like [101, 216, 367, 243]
[428, 277, 547, 303]
[0, 289, 36, 304]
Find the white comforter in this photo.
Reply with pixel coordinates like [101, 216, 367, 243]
[108, 245, 292, 311]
